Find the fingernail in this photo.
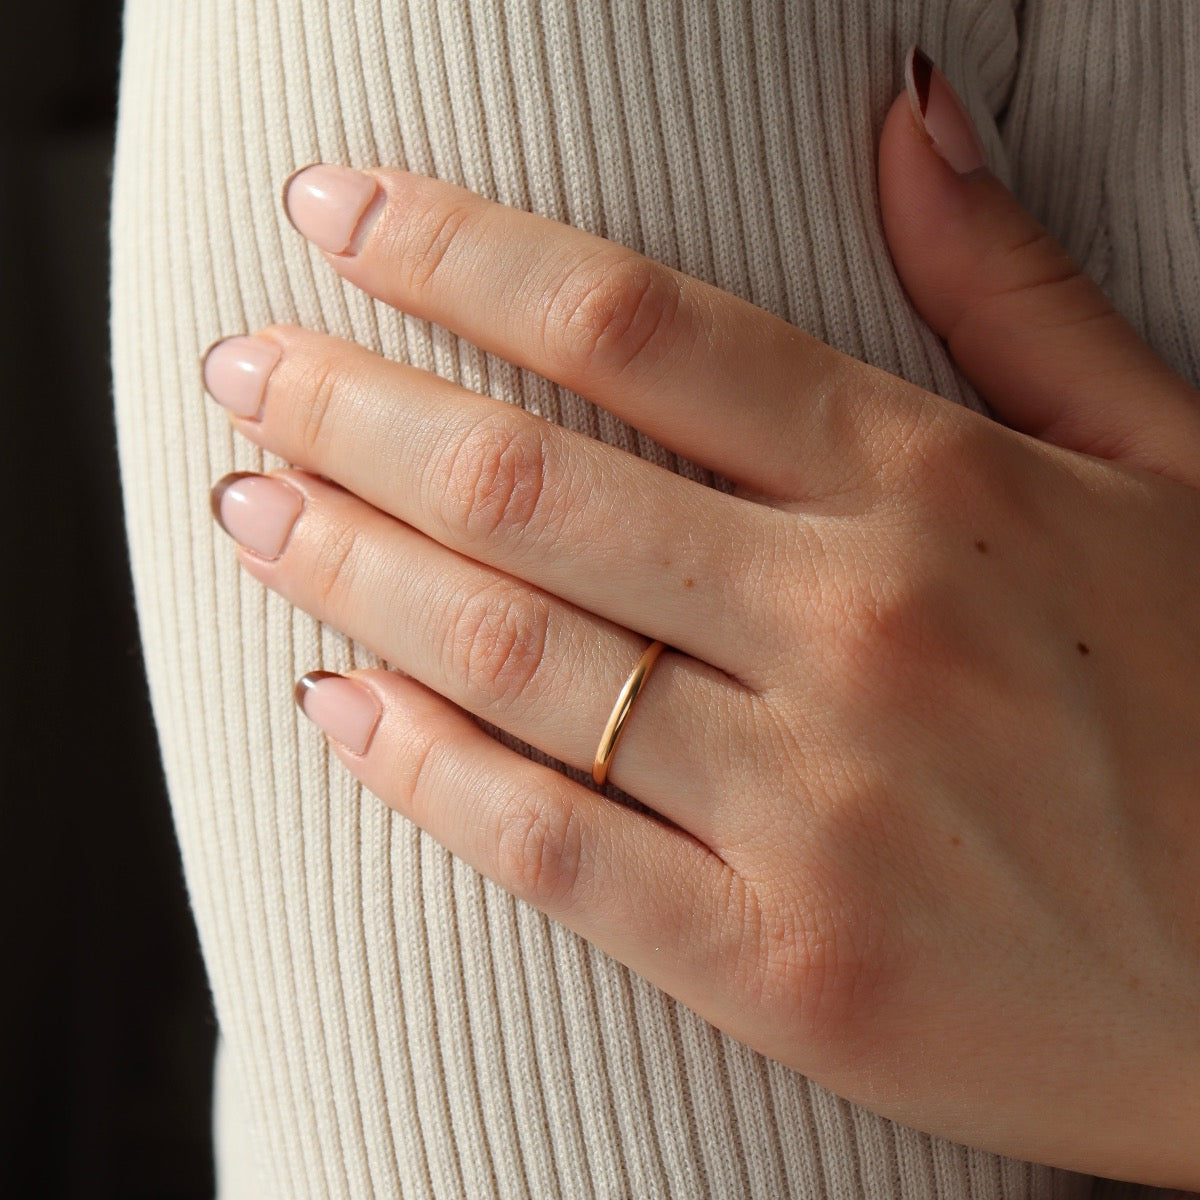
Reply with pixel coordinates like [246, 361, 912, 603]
[905, 45, 988, 177]
[283, 163, 383, 255]
[295, 671, 382, 755]
[201, 336, 281, 419]
[210, 473, 304, 559]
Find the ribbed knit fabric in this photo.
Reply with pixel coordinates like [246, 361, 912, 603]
[109, 2, 1199, 1197]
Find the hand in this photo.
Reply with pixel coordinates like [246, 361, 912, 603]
[202, 52, 1200, 1186]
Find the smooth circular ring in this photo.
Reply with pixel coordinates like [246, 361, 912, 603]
[592, 640, 667, 787]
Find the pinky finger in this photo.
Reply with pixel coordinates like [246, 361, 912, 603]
[294, 667, 747, 1014]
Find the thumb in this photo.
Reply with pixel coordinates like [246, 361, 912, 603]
[879, 46, 1200, 486]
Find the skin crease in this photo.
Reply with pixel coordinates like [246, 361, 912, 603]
[202, 78, 1200, 1187]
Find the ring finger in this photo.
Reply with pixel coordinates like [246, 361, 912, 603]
[212, 468, 750, 841]
[203, 325, 778, 678]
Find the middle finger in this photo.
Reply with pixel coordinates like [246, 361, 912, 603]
[203, 326, 784, 679]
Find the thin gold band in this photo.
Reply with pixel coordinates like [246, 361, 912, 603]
[592, 640, 666, 787]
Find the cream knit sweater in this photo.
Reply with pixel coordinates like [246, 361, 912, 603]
[110, 2, 1199, 1196]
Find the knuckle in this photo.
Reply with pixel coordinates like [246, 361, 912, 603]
[854, 398, 992, 530]
[310, 521, 367, 608]
[995, 228, 1082, 298]
[709, 870, 779, 1005]
[752, 892, 895, 1046]
[295, 354, 343, 457]
[947, 225, 1103, 345]
[395, 193, 477, 295]
[434, 414, 557, 545]
[896, 413, 997, 522]
[797, 358, 888, 502]
[800, 536, 948, 717]
[397, 722, 445, 817]
[823, 574, 930, 703]
[494, 788, 584, 909]
[542, 250, 684, 384]
[443, 580, 551, 705]
[861, 391, 964, 498]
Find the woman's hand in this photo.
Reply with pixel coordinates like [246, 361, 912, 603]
[202, 53, 1200, 1185]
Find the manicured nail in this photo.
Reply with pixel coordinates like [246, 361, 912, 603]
[905, 45, 988, 177]
[283, 163, 383, 255]
[295, 671, 382, 755]
[202, 336, 281, 419]
[210, 473, 304, 559]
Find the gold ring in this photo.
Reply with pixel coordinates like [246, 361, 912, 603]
[592, 640, 667, 787]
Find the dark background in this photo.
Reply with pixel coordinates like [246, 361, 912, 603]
[1, 4, 216, 1196]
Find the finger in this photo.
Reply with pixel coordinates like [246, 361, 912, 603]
[212, 469, 752, 839]
[281, 162, 935, 500]
[293, 666, 763, 1049]
[203, 326, 774, 673]
[878, 45, 1200, 487]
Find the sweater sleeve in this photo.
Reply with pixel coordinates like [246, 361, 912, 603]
[111, 1, 1195, 1196]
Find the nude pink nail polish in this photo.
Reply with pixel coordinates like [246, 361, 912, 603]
[211, 473, 304, 559]
[295, 671, 382, 755]
[283, 163, 383, 255]
[905, 45, 988, 177]
[202, 336, 281, 419]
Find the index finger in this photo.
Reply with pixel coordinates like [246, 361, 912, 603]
[283, 164, 926, 500]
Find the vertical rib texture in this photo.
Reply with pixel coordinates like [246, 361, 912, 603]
[110, 1, 1190, 1196]
[1003, 0, 1200, 391]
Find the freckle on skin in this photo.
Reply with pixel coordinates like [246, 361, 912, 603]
[1077, 642, 1090, 656]
[684, 578, 695, 588]
[949, 835, 962, 847]
[974, 539, 988, 554]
